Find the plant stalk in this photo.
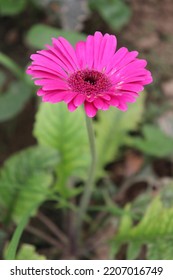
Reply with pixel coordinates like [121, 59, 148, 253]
[37, 211, 68, 244]
[26, 225, 63, 249]
[77, 115, 97, 238]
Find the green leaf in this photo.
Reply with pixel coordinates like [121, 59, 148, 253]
[129, 124, 173, 157]
[25, 24, 86, 49]
[0, 81, 31, 122]
[147, 238, 173, 260]
[127, 242, 141, 260]
[112, 184, 173, 259]
[0, 70, 6, 86]
[89, 0, 131, 31]
[16, 244, 46, 260]
[34, 102, 90, 196]
[0, 146, 59, 223]
[116, 204, 132, 236]
[0, 52, 24, 80]
[0, 230, 6, 253]
[95, 93, 145, 178]
[0, 0, 27, 15]
[89, 205, 127, 216]
[5, 204, 35, 260]
[160, 183, 173, 208]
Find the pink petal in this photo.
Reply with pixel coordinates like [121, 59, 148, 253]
[84, 102, 97, 117]
[30, 54, 67, 78]
[28, 65, 66, 78]
[120, 91, 139, 97]
[94, 98, 105, 109]
[119, 60, 147, 77]
[106, 47, 128, 74]
[37, 50, 71, 74]
[118, 102, 128, 111]
[121, 94, 136, 103]
[110, 97, 119, 107]
[26, 67, 32, 75]
[31, 70, 63, 80]
[35, 79, 68, 91]
[114, 51, 139, 71]
[117, 83, 144, 92]
[58, 37, 80, 68]
[93, 32, 103, 69]
[85, 35, 94, 69]
[96, 33, 117, 71]
[119, 76, 146, 84]
[73, 94, 85, 106]
[142, 75, 153, 85]
[68, 101, 77, 112]
[43, 92, 66, 103]
[41, 46, 72, 74]
[37, 89, 45, 96]
[63, 92, 78, 103]
[75, 41, 86, 69]
[52, 37, 79, 72]
[102, 102, 110, 111]
[101, 94, 111, 101]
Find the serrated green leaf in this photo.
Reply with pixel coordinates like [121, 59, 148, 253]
[0, 0, 27, 15]
[129, 124, 173, 157]
[16, 244, 46, 260]
[0, 81, 31, 122]
[112, 184, 173, 259]
[33, 102, 90, 196]
[95, 93, 145, 178]
[25, 24, 86, 49]
[0, 146, 59, 223]
[147, 238, 173, 260]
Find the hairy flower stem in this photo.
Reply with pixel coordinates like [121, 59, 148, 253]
[77, 115, 97, 240]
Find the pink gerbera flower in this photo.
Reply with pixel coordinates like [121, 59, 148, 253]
[27, 31, 152, 117]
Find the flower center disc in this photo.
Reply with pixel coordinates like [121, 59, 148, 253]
[68, 69, 112, 98]
[84, 76, 96, 85]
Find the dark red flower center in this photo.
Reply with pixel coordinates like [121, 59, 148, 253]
[68, 69, 112, 99]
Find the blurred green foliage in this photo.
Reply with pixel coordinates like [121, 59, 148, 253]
[0, 146, 59, 224]
[34, 102, 90, 197]
[89, 0, 131, 30]
[95, 93, 145, 178]
[0, 52, 33, 122]
[15, 244, 46, 260]
[0, 26, 85, 122]
[0, 0, 27, 15]
[0, 81, 31, 122]
[26, 24, 86, 49]
[128, 124, 173, 157]
[111, 184, 173, 260]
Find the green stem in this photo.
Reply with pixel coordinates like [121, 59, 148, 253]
[77, 115, 97, 237]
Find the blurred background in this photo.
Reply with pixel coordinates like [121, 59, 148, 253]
[0, 0, 173, 260]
